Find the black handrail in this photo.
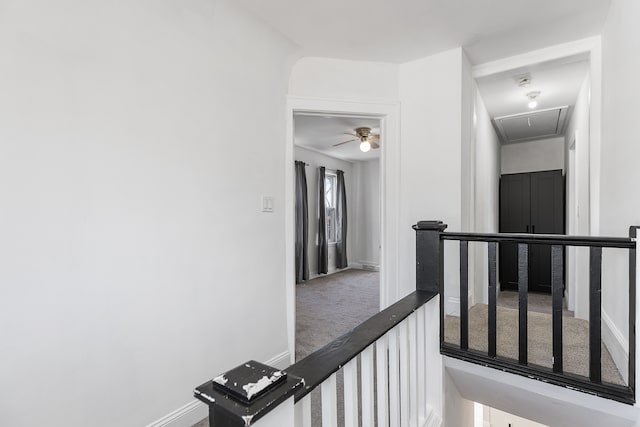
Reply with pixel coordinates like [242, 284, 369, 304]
[286, 290, 437, 402]
[442, 231, 635, 248]
[195, 288, 438, 425]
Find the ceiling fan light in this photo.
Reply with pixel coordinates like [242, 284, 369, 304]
[360, 141, 371, 152]
[528, 100, 537, 109]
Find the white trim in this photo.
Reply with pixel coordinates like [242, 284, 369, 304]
[602, 310, 629, 381]
[447, 297, 461, 317]
[267, 350, 294, 370]
[145, 400, 207, 427]
[348, 261, 381, 272]
[422, 404, 443, 427]
[146, 351, 291, 427]
[285, 96, 401, 364]
[472, 36, 599, 78]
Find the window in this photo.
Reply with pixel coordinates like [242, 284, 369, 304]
[324, 173, 337, 244]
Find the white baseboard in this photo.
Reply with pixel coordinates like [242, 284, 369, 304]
[447, 297, 461, 317]
[305, 265, 368, 281]
[601, 310, 629, 381]
[422, 405, 443, 427]
[145, 350, 291, 427]
[265, 350, 292, 370]
[145, 400, 207, 427]
[348, 262, 380, 272]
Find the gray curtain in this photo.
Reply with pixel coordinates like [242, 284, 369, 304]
[336, 169, 348, 269]
[295, 161, 309, 283]
[317, 166, 328, 274]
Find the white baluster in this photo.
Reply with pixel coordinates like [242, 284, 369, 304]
[399, 320, 410, 427]
[361, 345, 375, 426]
[376, 333, 390, 427]
[389, 326, 401, 427]
[408, 312, 418, 427]
[295, 394, 312, 427]
[416, 306, 427, 424]
[343, 358, 359, 427]
[321, 373, 338, 427]
[252, 398, 295, 427]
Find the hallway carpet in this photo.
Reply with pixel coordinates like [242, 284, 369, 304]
[297, 269, 380, 427]
[295, 269, 381, 360]
[444, 304, 625, 385]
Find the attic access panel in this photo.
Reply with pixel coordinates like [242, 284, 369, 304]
[494, 106, 569, 144]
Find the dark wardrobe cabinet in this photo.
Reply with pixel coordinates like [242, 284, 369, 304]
[499, 170, 564, 293]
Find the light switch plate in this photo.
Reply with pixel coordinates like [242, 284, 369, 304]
[261, 196, 274, 213]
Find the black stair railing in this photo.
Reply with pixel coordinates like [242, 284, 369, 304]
[414, 221, 638, 404]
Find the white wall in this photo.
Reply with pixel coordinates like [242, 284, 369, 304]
[472, 87, 501, 306]
[0, 1, 296, 426]
[294, 146, 354, 276]
[488, 407, 549, 427]
[445, 371, 476, 427]
[289, 57, 399, 102]
[501, 137, 565, 175]
[398, 48, 464, 308]
[564, 73, 592, 319]
[599, 0, 640, 372]
[352, 159, 381, 267]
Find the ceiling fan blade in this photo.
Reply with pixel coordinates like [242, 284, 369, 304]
[370, 140, 380, 149]
[333, 138, 357, 147]
[369, 134, 380, 141]
[343, 132, 358, 137]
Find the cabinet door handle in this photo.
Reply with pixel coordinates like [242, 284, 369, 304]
[526, 225, 529, 233]
[532, 225, 535, 234]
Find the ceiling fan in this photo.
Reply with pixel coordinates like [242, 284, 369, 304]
[333, 127, 380, 152]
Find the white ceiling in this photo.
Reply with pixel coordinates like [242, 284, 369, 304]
[476, 55, 589, 143]
[477, 55, 589, 118]
[294, 115, 381, 162]
[234, 0, 611, 64]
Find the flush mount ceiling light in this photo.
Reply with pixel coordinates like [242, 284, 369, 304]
[527, 91, 541, 109]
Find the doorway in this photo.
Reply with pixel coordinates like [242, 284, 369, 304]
[472, 48, 595, 314]
[284, 97, 400, 363]
[293, 113, 382, 360]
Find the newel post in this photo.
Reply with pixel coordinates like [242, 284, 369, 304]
[194, 360, 302, 427]
[414, 220, 447, 350]
[413, 220, 447, 294]
[413, 220, 447, 421]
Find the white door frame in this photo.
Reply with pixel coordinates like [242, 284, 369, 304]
[285, 96, 400, 362]
[471, 36, 602, 316]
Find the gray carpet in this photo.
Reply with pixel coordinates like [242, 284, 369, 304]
[297, 269, 381, 427]
[444, 303, 625, 385]
[296, 269, 381, 360]
[191, 269, 380, 427]
[498, 290, 574, 317]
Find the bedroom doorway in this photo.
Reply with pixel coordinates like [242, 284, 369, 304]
[284, 97, 400, 364]
[292, 113, 382, 361]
